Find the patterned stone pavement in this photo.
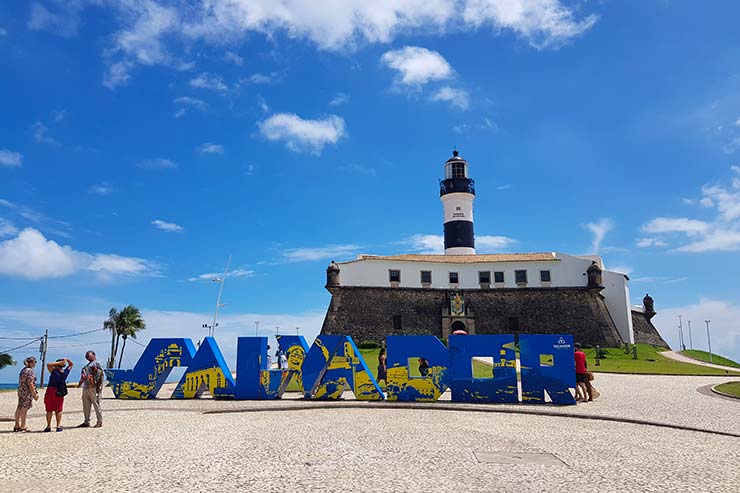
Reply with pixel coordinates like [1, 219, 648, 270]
[1, 374, 738, 492]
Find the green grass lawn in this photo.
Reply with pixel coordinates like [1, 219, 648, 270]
[714, 381, 740, 398]
[679, 350, 740, 369]
[584, 344, 740, 376]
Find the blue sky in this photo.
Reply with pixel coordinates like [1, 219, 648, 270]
[1, 1, 740, 381]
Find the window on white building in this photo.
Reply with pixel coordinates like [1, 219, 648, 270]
[449, 272, 459, 284]
[540, 270, 551, 283]
[420, 270, 432, 284]
[515, 270, 528, 285]
[389, 270, 401, 283]
[479, 271, 491, 284]
[494, 271, 504, 283]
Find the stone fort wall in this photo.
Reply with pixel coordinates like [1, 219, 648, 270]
[321, 286, 625, 347]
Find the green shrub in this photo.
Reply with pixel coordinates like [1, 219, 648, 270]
[357, 340, 379, 350]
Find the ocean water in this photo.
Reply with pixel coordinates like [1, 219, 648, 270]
[0, 383, 17, 390]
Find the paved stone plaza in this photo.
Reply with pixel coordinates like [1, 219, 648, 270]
[2, 374, 738, 492]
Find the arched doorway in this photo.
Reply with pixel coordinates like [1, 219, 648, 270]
[451, 320, 466, 332]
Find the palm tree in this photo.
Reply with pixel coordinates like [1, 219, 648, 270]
[103, 305, 146, 368]
[0, 353, 15, 370]
[117, 306, 146, 368]
[104, 307, 119, 368]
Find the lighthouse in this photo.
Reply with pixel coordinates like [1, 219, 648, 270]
[440, 150, 475, 255]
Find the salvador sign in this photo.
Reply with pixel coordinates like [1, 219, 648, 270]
[105, 333, 576, 405]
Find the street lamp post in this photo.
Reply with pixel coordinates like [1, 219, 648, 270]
[254, 321, 262, 337]
[678, 315, 685, 351]
[687, 320, 693, 350]
[295, 327, 300, 335]
[705, 320, 712, 364]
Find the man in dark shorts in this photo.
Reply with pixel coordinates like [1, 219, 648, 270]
[574, 343, 592, 402]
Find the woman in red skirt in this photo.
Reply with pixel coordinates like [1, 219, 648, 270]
[44, 358, 73, 432]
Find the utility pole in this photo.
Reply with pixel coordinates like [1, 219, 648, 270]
[705, 320, 712, 363]
[39, 329, 48, 389]
[687, 320, 693, 350]
[254, 321, 261, 336]
[295, 327, 300, 335]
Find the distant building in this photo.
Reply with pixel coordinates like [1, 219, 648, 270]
[321, 151, 667, 348]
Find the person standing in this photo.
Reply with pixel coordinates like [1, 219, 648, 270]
[14, 356, 39, 432]
[574, 343, 592, 402]
[44, 358, 73, 432]
[418, 357, 430, 377]
[377, 348, 387, 385]
[77, 350, 103, 428]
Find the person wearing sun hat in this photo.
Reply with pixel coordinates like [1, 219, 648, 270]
[14, 356, 39, 432]
[44, 357, 74, 432]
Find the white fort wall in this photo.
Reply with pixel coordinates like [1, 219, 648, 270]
[335, 252, 633, 342]
[338, 253, 597, 289]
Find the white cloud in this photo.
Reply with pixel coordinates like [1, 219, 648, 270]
[31, 121, 59, 145]
[583, 217, 615, 253]
[198, 143, 224, 154]
[405, 233, 515, 254]
[89, 183, 112, 196]
[173, 96, 208, 117]
[0, 218, 18, 238]
[282, 244, 360, 263]
[189, 72, 227, 92]
[381, 46, 453, 86]
[0, 149, 22, 167]
[635, 237, 668, 248]
[187, 268, 255, 282]
[0, 199, 71, 238]
[0, 228, 153, 280]
[51, 109, 67, 122]
[476, 235, 517, 251]
[38, 1, 596, 88]
[258, 113, 346, 155]
[431, 86, 470, 110]
[27, 0, 83, 38]
[137, 158, 177, 169]
[606, 265, 632, 275]
[642, 217, 709, 236]
[640, 167, 740, 252]
[330, 93, 350, 106]
[243, 73, 276, 84]
[224, 50, 244, 65]
[338, 163, 376, 176]
[103, 60, 134, 89]
[653, 299, 740, 364]
[151, 219, 183, 233]
[462, 0, 598, 49]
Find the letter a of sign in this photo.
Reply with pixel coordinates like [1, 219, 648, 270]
[302, 335, 384, 400]
[172, 337, 236, 399]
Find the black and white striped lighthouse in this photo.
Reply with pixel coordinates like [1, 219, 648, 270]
[440, 150, 476, 255]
